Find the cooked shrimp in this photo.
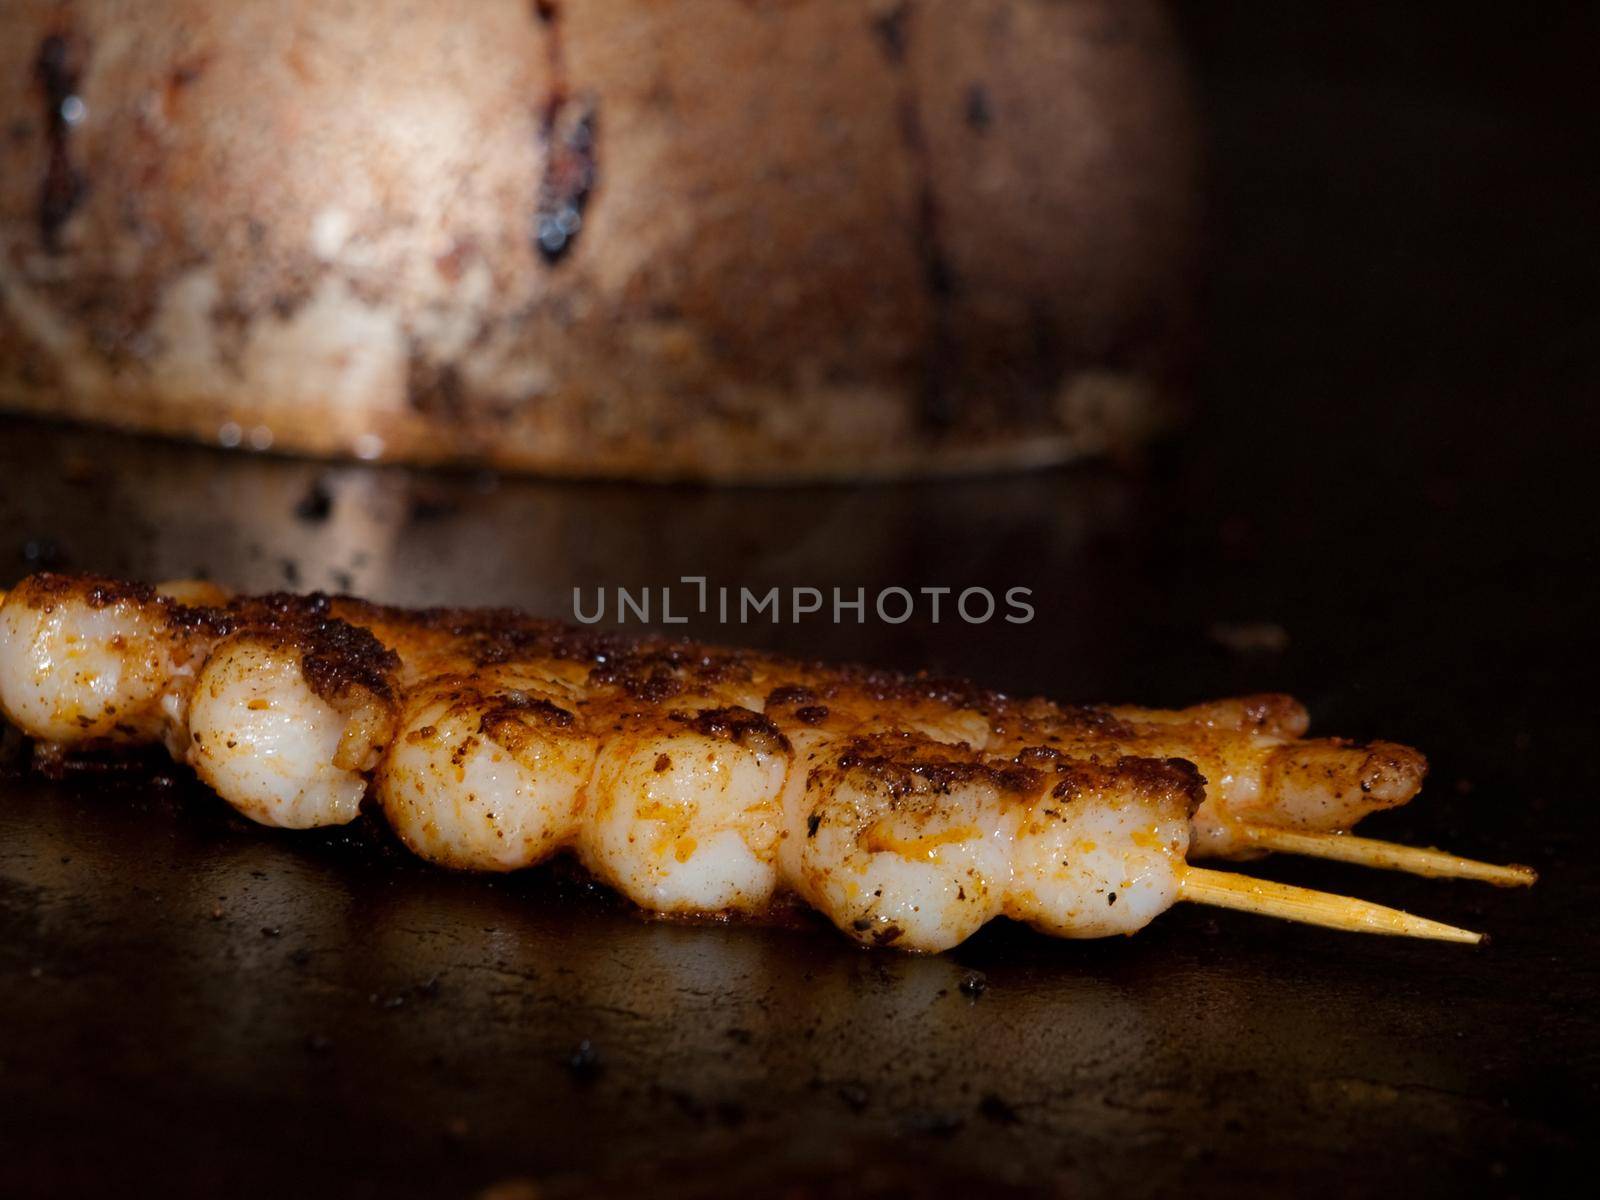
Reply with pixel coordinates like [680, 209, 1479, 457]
[1005, 753, 1199, 940]
[188, 632, 392, 829]
[990, 695, 1428, 858]
[379, 670, 597, 869]
[780, 733, 1022, 950]
[0, 575, 398, 828]
[582, 705, 790, 914]
[0, 574, 199, 749]
[0, 574, 1529, 949]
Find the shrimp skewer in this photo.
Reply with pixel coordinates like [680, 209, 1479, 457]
[0, 574, 1521, 950]
[1079, 697, 1532, 884]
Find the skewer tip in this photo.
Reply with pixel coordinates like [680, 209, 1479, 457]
[1180, 866, 1486, 945]
[1236, 824, 1537, 888]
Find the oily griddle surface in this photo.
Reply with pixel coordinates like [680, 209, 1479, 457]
[3, 6, 1600, 1196]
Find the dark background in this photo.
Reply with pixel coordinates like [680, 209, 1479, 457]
[2, 3, 1598, 1196]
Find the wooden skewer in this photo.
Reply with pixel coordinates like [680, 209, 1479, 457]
[1180, 866, 1484, 944]
[1237, 824, 1537, 887]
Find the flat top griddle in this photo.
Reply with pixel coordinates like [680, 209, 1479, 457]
[3, 5, 1598, 1196]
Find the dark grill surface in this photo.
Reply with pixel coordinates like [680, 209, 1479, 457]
[2, 5, 1597, 1196]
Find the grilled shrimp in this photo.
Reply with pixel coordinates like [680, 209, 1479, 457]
[0, 576, 198, 749]
[188, 633, 375, 828]
[0, 574, 398, 828]
[379, 669, 596, 870]
[990, 695, 1428, 858]
[780, 733, 1023, 950]
[579, 705, 790, 914]
[0, 574, 1527, 950]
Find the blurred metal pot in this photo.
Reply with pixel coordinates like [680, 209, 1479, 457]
[0, 0, 1196, 480]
